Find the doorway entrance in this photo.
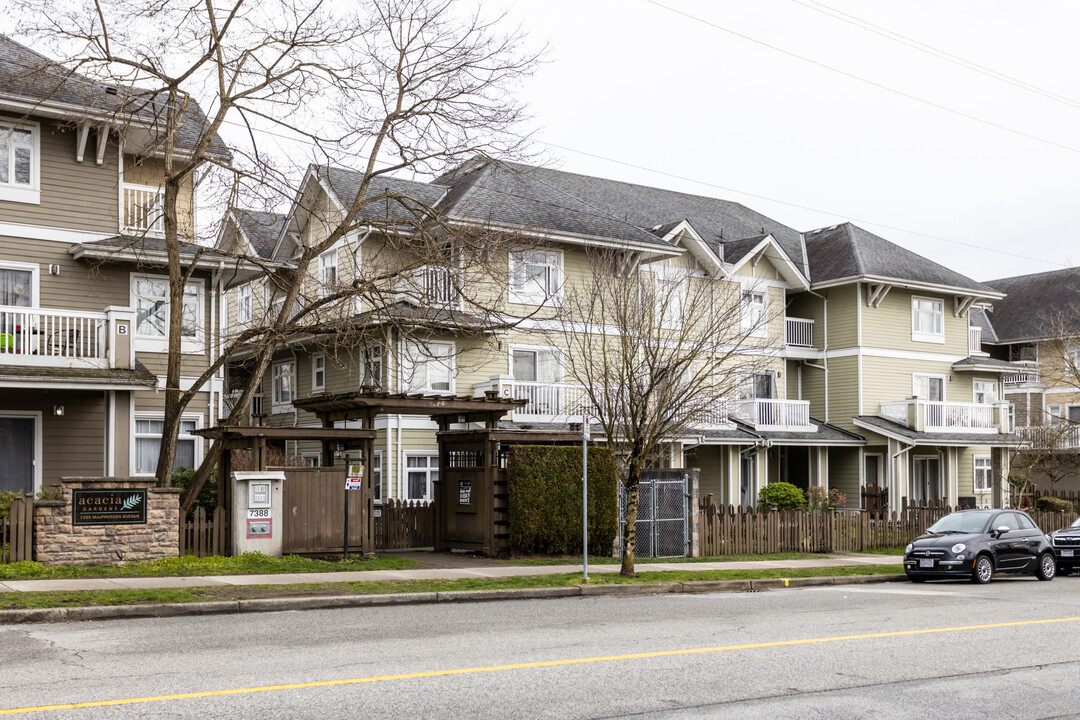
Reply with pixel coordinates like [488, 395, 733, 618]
[0, 415, 35, 494]
[913, 457, 941, 504]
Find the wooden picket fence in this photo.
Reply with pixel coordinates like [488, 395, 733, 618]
[374, 499, 435, 550]
[0, 496, 33, 563]
[699, 496, 1079, 555]
[179, 506, 229, 558]
[1012, 488, 1080, 513]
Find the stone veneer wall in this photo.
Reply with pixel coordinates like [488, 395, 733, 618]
[34, 477, 180, 566]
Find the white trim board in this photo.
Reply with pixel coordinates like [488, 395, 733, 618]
[0, 220, 115, 245]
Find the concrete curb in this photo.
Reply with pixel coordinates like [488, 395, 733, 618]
[0, 574, 908, 625]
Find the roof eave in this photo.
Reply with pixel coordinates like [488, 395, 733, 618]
[810, 274, 1005, 300]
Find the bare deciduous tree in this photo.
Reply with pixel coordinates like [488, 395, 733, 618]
[11, 0, 542, 509]
[550, 250, 777, 576]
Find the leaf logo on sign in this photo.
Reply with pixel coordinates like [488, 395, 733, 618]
[121, 494, 142, 510]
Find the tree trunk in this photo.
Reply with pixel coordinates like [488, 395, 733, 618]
[620, 456, 642, 577]
[154, 175, 184, 487]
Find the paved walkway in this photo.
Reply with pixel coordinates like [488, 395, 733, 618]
[0, 553, 902, 593]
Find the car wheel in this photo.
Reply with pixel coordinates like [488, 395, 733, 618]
[1036, 553, 1056, 581]
[972, 555, 993, 584]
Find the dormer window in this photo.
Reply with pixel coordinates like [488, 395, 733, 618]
[0, 120, 40, 204]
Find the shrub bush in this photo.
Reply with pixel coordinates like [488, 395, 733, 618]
[0, 491, 21, 518]
[506, 445, 618, 556]
[171, 467, 219, 517]
[1034, 495, 1073, 513]
[807, 485, 847, 511]
[759, 481, 806, 510]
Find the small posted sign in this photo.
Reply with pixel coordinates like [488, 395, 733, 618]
[72, 489, 147, 526]
[345, 464, 364, 491]
[458, 479, 472, 506]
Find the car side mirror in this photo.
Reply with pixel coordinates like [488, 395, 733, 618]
[994, 526, 1010, 537]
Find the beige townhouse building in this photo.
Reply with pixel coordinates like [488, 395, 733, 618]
[0, 36, 237, 494]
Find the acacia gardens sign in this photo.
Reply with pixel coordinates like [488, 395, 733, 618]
[72, 489, 147, 525]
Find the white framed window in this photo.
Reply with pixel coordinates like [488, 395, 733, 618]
[134, 414, 202, 476]
[272, 360, 296, 410]
[373, 451, 383, 503]
[1068, 405, 1080, 423]
[911, 296, 944, 343]
[362, 344, 385, 389]
[1067, 341, 1080, 376]
[1048, 403, 1062, 419]
[912, 374, 946, 402]
[251, 379, 264, 416]
[735, 370, 775, 401]
[405, 452, 438, 502]
[237, 284, 252, 330]
[656, 274, 686, 329]
[131, 274, 205, 352]
[312, 354, 326, 393]
[741, 290, 767, 337]
[301, 452, 321, 468]
[0, 260, 39, 310]
[973, 379, 998, 405]
[973, 456, 992, 493]
[0, 119, 40, 204]
[402, 340, 454, 393]
[318, 250, 338, 297]
[511, 345, 562, 384]
[509, 250, 563, 305]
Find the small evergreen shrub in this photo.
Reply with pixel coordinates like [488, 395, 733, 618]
[507, 445, 618, 556]
[759, 481, 806, 510]
[0, 491, 21, 518]
[1034, 496, 1073, 513]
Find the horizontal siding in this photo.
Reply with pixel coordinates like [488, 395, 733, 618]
[0, 235, 130, 310]
[829, 446, 860, 508]
[823, 284, 858, 349]
[0, 117, 119, 234]
[825, 355, 859, 431]
[862, 287, 969, 356]
[859, 355, 1000, 413]
[0, 389, 106, 485]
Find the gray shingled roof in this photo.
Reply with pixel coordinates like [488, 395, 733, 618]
[433, 160, 807, 263]
[0, 35, 229, 158]
[804, 223, 999, 295]
[0, 361, 157, 387]
[951, 357, 1017, 372]
[233, 210, 287, 259]
[320, 166, 449, 225]
[983, 267, 1080, 343]
[735, 418, 865, 445]
[70, 236, 258, 270]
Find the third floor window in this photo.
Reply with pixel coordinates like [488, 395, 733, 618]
[510, 250, 562, 305]
[0, 121, 38, 204]
[911, 296, 944, 343]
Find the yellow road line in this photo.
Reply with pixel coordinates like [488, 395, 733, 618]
[4, 614, 1079, 715]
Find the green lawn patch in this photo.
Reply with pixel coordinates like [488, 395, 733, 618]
[0, 564, 901, 611]
[504, 552, 821, 565]
[854, 547, 906, 556]
[0, 552, 422, 581]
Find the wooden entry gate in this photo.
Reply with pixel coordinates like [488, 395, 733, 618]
[278, 467, 374, 555]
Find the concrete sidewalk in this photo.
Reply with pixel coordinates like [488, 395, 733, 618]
[0, 553, 902, 593]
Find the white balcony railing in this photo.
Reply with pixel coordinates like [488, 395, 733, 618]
[473, 376, 731, 428]
[1004, 372, 1041, 385]
[968, 326, 982, 354]
[396, 265, 457, 307]
[1018, 423, 1080, 449]
[878, 399, 1009, 433]
[733, 398, 813, 431]
[0, 307, 110, 367]
[785, 317, 814, 348]
[122, 183, 165, 236]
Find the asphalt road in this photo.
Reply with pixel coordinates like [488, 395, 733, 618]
[4, 575, 1080, 719]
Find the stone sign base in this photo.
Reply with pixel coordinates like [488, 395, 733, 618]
[34, 478, 180, 566]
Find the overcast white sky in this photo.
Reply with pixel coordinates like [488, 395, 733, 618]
[474, 0, 1080, 282]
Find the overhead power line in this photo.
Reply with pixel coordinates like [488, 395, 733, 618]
[642, 0, 1080, 157]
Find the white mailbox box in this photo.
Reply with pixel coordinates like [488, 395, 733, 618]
[231, 470, 285, 557]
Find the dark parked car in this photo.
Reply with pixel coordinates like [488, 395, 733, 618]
[904, 509, 1056, 583]
[1047, 516, 1080, 575]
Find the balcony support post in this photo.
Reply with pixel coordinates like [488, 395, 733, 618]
[104, 306, 135, 369]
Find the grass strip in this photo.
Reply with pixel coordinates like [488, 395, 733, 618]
[503, 552, 823, 565]
[0, 565, 901, 611]
[0, 553, 422, 580]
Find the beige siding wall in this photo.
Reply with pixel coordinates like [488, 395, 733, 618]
[828, 446, 860, 507]
[0, 117, 119, 234]
[825, 355, 859, 431]
[122, 157, 196, 238]
[0, 389, 107, 486]
[823, 284, 859, 348]
[0, 235, 130, 309]
[861, 286, 970, 356]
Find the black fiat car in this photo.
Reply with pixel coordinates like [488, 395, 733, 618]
[904, 509, 1057, 584]
[1046, 516, 1080, 575]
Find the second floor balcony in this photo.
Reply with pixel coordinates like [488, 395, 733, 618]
[732, 398, 814, 431]
[395, 265, 458, 308]
[1003, 361, 1041, 387]
[784, 317, 814, 348]
[879, 398, 1010, 434]
[123, 183, 165, 237]
[0, 305, 135, 370]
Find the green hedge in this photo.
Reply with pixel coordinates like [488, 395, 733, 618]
[507, 445, 618, 556]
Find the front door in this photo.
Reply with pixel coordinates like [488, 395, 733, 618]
[0, 416, 34, 494]
[863, 454, 884, 511]
[913, 457, 940, 505]
[739, 455, 754, 508]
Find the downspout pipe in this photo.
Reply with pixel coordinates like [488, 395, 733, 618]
[807, 288, 828, 423]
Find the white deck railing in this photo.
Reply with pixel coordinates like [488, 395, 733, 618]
[1018, 424, 1080, 449]
[968, 326, 982, 355]
[395, 265, 457, 306]
[0, 307, 109, 366]
[122, 183, 165, 236]
[733, 398, 813, 430]
[878, 399, 1007, 433]
[785, 317, 814, 348]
